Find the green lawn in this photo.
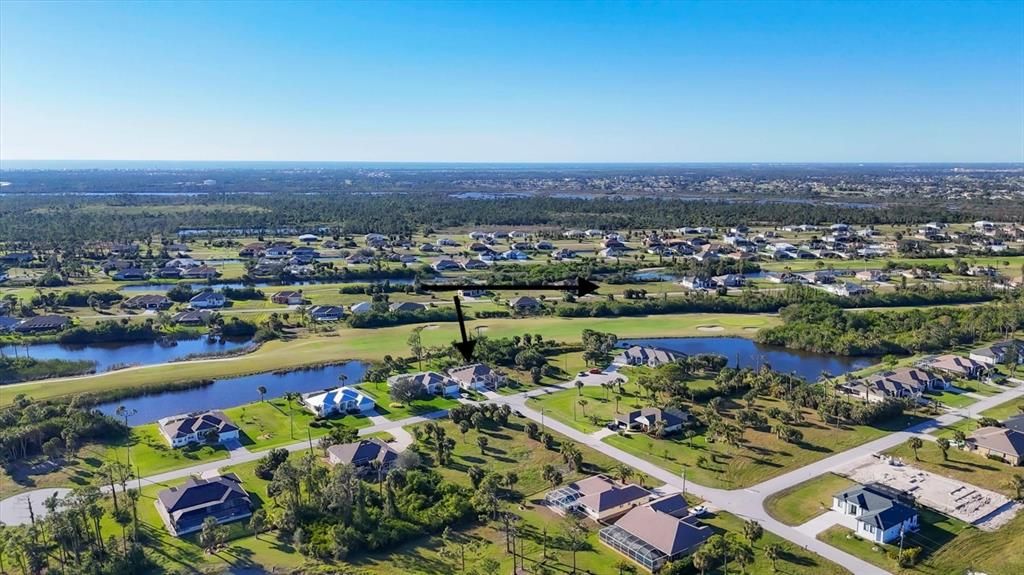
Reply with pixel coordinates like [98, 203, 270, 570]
[224, 396, 374, 450]
[106, 423, 231, 477]
[980, 397, 1024, 421]
[763, 473, 856, 526]
[355, 382, 460, 420]
[702, 511, 851, 575]
[527, 379, 649, 433]
[604, 396, 925, 489]
[816, 506, 1021, 575]
[2, 312, 777, 405]
[923, 390, 978, 409]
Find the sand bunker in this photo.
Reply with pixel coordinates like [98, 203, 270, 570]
[697, 325, 725, 332]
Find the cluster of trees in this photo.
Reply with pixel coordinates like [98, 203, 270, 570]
[27, 289, 123, 310]
[759, 299, 1024, 355]
[347, 305, 458, 329]
[220, 286, 265, 301]
[0, 483, 155, 575]
[0, 394, 126, 463]
[57, 319, 163, 345]
[0, 356, 96, 385]
[553, 284, 999, 320]
[259, 450, 472, 561]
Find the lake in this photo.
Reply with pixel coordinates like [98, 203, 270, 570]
[4, 337, 253, 372]
[96, 362, 369, 424]
[618, 337, 875, 381]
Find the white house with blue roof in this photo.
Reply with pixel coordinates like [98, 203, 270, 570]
[832, 483, 919, 544]
[302, 386, 375, 417]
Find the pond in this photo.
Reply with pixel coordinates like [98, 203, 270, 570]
[96, 362, 369, 424]
[618, 337, 875, 381]
[3, 337, 253, 372]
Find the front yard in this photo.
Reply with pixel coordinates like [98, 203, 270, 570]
[763, 473, 856, 526]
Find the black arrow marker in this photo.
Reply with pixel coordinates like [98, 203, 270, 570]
[452, 296, 477, 362]
[422, 276, 599, 298]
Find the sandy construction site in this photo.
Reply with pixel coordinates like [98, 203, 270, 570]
[834, 454, 1020, 530]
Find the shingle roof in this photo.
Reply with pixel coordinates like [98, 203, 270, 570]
[159, 410, 238, 439]
[327, 438, 397, 467]
[969, 427, 1024, 458]
[835, 484, 917, 529]
[612, 505, 713, 556]
[157, 473, 250, 515]
[577, 484, 650, 513]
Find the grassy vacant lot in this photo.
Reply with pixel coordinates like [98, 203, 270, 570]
[355, 382, 460, 420]
[923, 389, 978, 409]
[604, 396, 925, 489]
[980, 397, 1024, 421]
[763, 473, 856, 526]
[882, 439, 1020, 499]
[2, 312, 777, 405]
[818, 507, 1023, 575]
[526, 373, 716, 433]
[702, 511, 851, 575]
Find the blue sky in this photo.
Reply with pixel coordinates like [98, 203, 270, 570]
[1, 1, 1021, 162]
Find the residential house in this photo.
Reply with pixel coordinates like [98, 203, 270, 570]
[0, 252, 33, 265]
[238, 242, 267, 257]
[457, 288, 488, 298]
[679, 276, 714, 290]
[309, 305, 344, 322]
[969, 340, 1024, 367]
[965, 427, 1024, 465]
[855, 270, 889, 282]
[264, 245, 291, 258]
[462, 258, 489, 270]
[181, 265, 221, 280]
[918, 354, 985, 380]
[613, 407, 693, 435]
[271, 290, 305, 305]
[613, 345, 679, 367]
[172, 309, 213, 326]
[832, 484, 919, 544]
[502, 249, 530, 261]
[156, 473, 253, 536]
[387, 371, 461, 398]
[545, 475, 651, 521]
[508, 296, 541, 313]
[349, 301, 373, 315]
[302, 386, 375, 417]
[189, 291, 226, 309]
[712, 274, 745, 287]
[552, 248, 577, 260]
[390, 301, 426, 313]
[599, 495, 713, 573]
[113, 268, 148, 281]
[0, 316, 21, 333]
[157, 410, 240, 448]
[824, 281, 871, 297]
[447, 363, 504, 391]
[123, 294, 172, 310]
[1002, 414, 1024, 434]
[839, 367, 947, 403]
[13, 315, 70, 334]
[326, 438, 398, 475]
[431, 259, 462, 272]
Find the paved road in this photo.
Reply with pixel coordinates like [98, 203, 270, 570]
[2, 369, 1021, 575]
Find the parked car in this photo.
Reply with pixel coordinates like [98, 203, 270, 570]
[589, 368, 603, 374]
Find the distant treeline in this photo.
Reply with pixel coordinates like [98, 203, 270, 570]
[552, 285, 999, 319]
[2, 191, 1022, 247]
[757, 299, 1024, 356]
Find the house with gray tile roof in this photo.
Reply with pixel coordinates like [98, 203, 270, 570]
[832, 483, 919, 544]
[156, 473, 252, 536]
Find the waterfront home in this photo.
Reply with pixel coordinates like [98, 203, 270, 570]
[832, 483, 919, 544]
[599, 495, 713, 573]
[181, 265, 221, 280]
[123, 294, 172, 310]
[839, 367, 946, 403]
[457, 287, 488, 298]
[431, 258, 462, 272]
[171, 309, 213, 325]
[447, 363, 504, 392]
[158, 410, 240, 448]
[113, 268, 148, 281]
[462, 258, 489, 270]
[189, 290, 226, 309]
[855, 270, 890, 282]
[327, 438, 398, 476]
[156, 473, 253, 536]
[969, 340, 1024, 367]
[823, 281, 871, 297]
[917, 354, 985, 380]
[679, 276, 714, 290]
[965, 427, 1024, 465]
[302, 386, 375, 417]
[613, 345, 679, 367]
[388, 371, 461, 397]
[13, 315, 70, 334]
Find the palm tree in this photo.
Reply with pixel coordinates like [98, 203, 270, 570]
[283, 392, 301, 439]
[257, 385, 267, 403]
[764, 543, 782, 572]
[578, 398, 588, 418]
[909, 436, 923, 460]
[575, 379, 584, 396]
[613, 463, 634, 484]
[1007, 473, 1024, 501]
[937, 437, 951, 460]
[476, 435, 489, 454]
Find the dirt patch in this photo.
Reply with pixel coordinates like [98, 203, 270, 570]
[834, 454, 1020, 530]
[697, 325, 724, 332]
[423, 324, 441, 330]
